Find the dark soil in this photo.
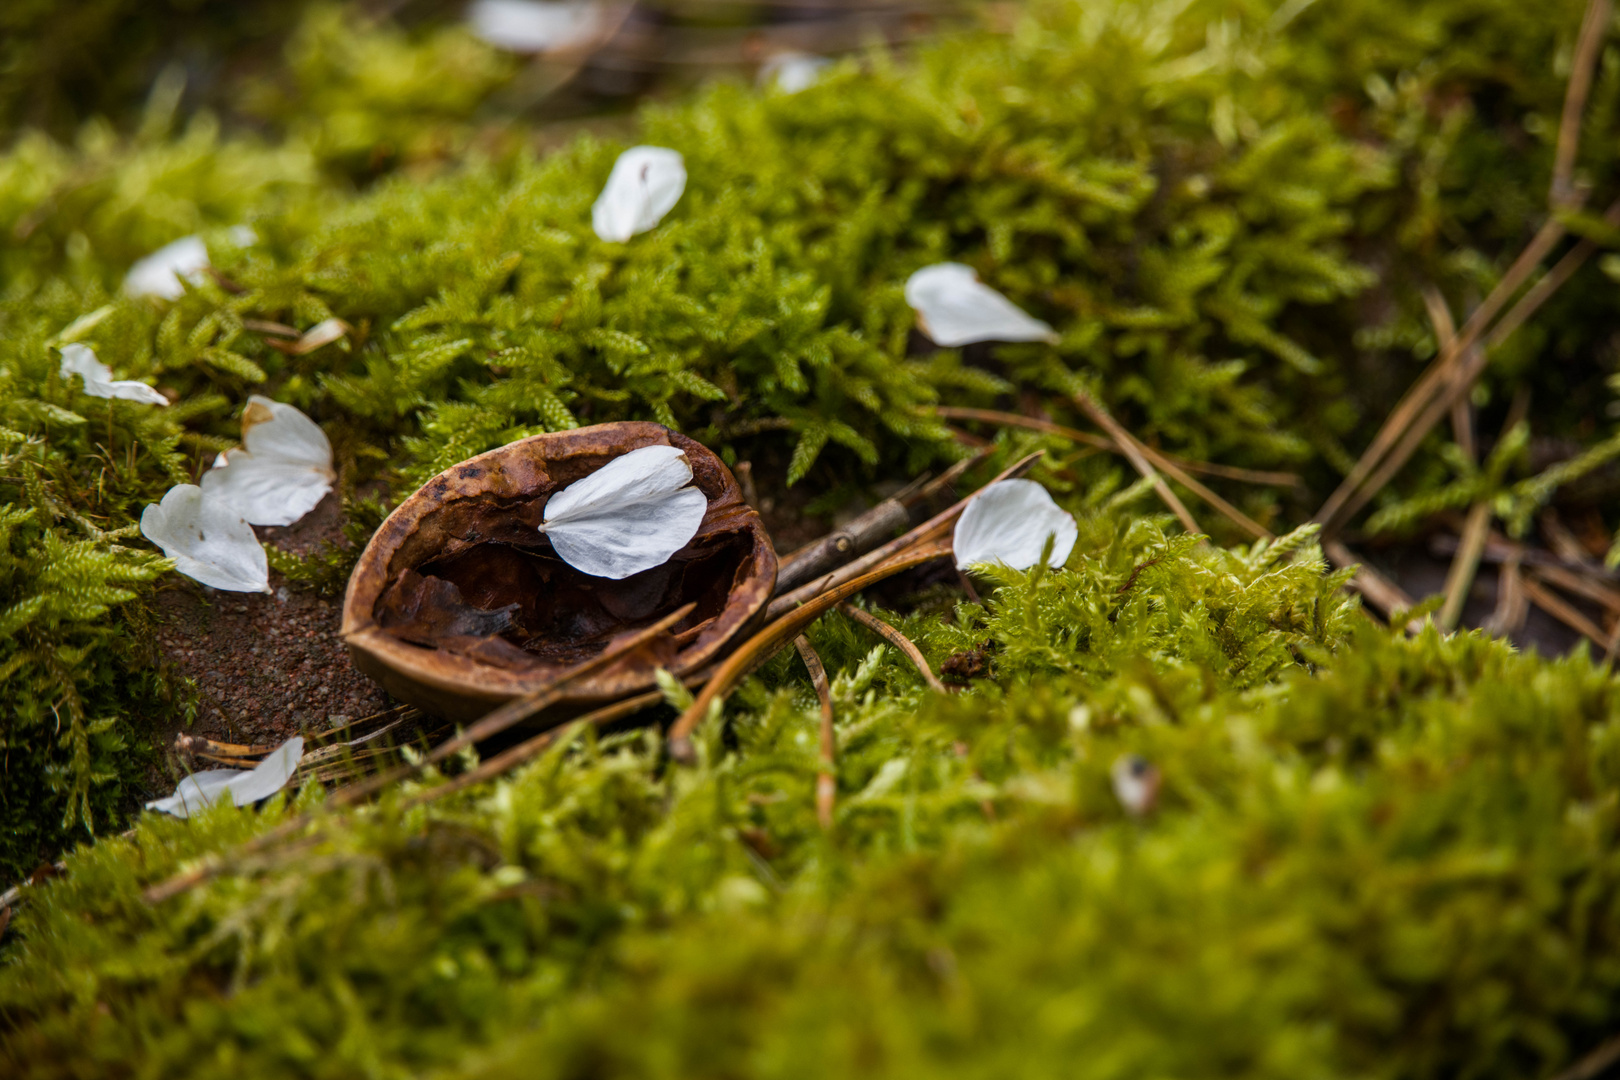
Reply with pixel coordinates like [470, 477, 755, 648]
[144, 490, 391, 792]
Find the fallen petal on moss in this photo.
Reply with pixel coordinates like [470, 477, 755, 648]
[123, 235, 210, 299]
[591, 146, 686, 242]
[953, 478, 1077, 571]
[140, 484, 270, 593]
[539, 444, 708, 580]
[759, 51, 829, 93]
[200, 395, 335, 527]
[467, 0, 601, 52]
[57, 344, 167, 405]
[145, 736, 304, 818]
[905, 262, 1059, 346]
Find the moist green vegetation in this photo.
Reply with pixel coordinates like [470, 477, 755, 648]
[6, 517, 1620, 1079]
[4, 0, 1620, 1071]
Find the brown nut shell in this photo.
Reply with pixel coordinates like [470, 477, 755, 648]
[341, 422, 777, 723]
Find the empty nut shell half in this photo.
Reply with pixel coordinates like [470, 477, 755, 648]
[341, 422, 777, 723]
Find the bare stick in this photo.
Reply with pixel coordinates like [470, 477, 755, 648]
[671, 544, 952, 761]
[934, 406, 1301, 487]
[774, 451, 986, 594]
[767, 453, 1043, 620]
[839, 603, 946, 692]
[1072, 389, 1201, 534]
[794, 635, 838, 829]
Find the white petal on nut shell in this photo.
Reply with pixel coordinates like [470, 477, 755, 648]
[591, 146, 687, 243]
[58, 343, 168, 405]
[468, 0, 601, 52]
[759, 51, 829, 93]
[146, 736, 305, 818]
[124, 235, 211, 300]
[904, 263, 1059, 347]
[200, 395, 335, 527]
[540, 444, 708, 580]
[140, 484, 270, 593]
[952, 478, 1078, 572]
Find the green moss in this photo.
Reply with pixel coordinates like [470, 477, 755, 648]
[4, 0, 1620, 1068]
[4, 514, 1620, 1078]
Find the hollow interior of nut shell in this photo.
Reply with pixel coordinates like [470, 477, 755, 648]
[342, 424, 776, 719]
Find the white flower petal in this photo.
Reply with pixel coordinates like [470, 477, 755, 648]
[58, 343, 168, 405]
[146, 736, 305, 818]
[759, 51, 829, 93]
[140, 484, 270, 593]
[124, 235, 211, 300]
[468, 0, 601, 52]
[200, 396, 335, 526]
[904, 263, 1059, 347]
[952, 478, 1078, 572]
[591, 146, 687, 243]
[540, 444, 708, 579]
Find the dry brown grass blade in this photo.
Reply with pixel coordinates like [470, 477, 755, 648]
[1071, 389, 1201, 534]
[1321, 0, 1613, 533]
[1549, 1033, 1620, 1080]
[1419, 283, 1477, 461]
[671, 544, 952, 762]
[1523, 572, 1609, 648]
[838, 603, 946, 692]
[1440, 503, 1494, 631]
[1552, 0, 1616, 205]
[935, 406, 1301, 487]
[1315, 213, 1568, 531]
[767, 452, 1043, 619]
[144, 606, 693, 905]
[793, 635, 838, 830]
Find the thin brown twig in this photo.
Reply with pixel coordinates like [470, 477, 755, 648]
[1071, 389, 1201, 534]
[767, 452, 1043, 620]
[934, 406, 1302, 487]
[793, 635, 838, 830]
[839, 603, 946, 692]
[671, 543, 952, 761]
[774, 450, 989, 593]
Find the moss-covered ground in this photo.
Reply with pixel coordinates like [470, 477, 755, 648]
[5, 0, 1620, 1074]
